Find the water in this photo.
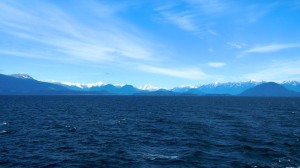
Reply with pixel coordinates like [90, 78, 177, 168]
[0, 96, 299, 167]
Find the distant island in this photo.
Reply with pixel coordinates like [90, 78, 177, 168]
[1, 73, 300, 97]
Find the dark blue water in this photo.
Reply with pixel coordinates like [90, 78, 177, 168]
[0, 96, 299, 167]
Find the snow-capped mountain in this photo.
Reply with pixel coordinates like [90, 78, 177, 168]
[58, 81, 266, 95]
[60, 82, 87, 89]
[60, 81, 105, 89]
[138, 84, 161, 91]
[1, 73, 70, 94]
[169, 81, 262, 95]
[281, 81, 300, 92]
[191, 81, 263, 95]
[88, 84, 140, 95]
[171, 85, 198, 93]
[56, 81, 139, 95]
[10, 74, 34, 80]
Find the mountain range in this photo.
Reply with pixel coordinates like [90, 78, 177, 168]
[240, 82, 300, 97]
[0, 73, 70, 95]
[1, 73, 300, 97]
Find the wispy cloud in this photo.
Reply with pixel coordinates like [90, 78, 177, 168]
[0, 1, 213, 81]
[246, 6, 270, 23]
[207, 62, 226, 68]
[208, 48, 215, 52]
[0, 1, 158, 64]
[154, 0, 227, 35]
[227, 42, 247, 49]
[139, 65, 206, 80]
[160, 11, 197, 32]
[185, 0, 226, 14]
[243, 43, 300, 54]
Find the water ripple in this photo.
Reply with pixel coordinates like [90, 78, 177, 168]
[0, 96, 299, 167]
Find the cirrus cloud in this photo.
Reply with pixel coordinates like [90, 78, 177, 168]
[139, 65, 206, 80]
[243, 43, 300, 54]
[207, 62, 226, 68]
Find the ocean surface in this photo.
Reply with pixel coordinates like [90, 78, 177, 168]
[0, 96, 299, 167]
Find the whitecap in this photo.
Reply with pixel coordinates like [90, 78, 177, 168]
[1, 122, 7, 125]
[0, 130, 7, 134]
[144, 153, 178, 160]
[65, 125, 76, 131]
[117, 118, 127, 124]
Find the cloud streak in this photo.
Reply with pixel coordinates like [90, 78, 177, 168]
[227, 42, 247, 49]
[243, 43, 300, 54]
[139, 65, 206, 80]
[154, 0, 227, 35]
[0, 1, 158, 64]
[161, 11, 197, 32]
[0, 1, 212, 81]
[207, 62, 226, 68]
[185, 0, 226, 14]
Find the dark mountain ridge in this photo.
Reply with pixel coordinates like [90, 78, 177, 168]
[0, 74, 69, 94]
[90, 84, 140, 95]
[240, 82, 300, 97]
[0, 74, 111, 95]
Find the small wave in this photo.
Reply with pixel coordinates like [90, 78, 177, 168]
[117, 118, 127, 124]
[65, 125, 77, 132]
[0, 130, 8, 134]
[1, 122, 7, 125]
[271, 157, 300, 168]
[143, 153, 179, 161]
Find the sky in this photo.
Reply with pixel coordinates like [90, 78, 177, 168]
[1, 0, 300, 88]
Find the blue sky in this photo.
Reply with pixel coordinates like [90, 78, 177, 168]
[1, 0, 300, 88]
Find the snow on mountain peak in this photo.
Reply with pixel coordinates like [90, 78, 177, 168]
[138, 84, 161, 91]
[61, 82, 86, 88]
[114, 84, 125, 87]
[61, 81, 104, 88]
[212, 82, 220, 86]
[282, 81, 300, 86]
[11, 73, 33, 80]
[86, 81, 105, 88]
[178, 85, 198, 89]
